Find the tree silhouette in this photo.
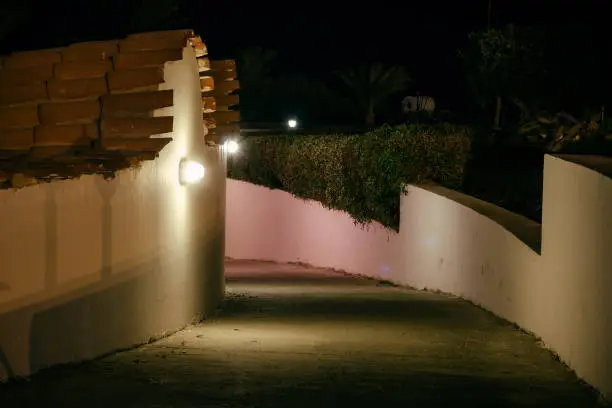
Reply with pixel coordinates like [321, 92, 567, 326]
[458, 25, 545, 131]
[335, 64, 411, 126]
[236, 47, 280, 122]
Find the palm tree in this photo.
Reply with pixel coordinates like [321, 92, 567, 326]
[335, 64, 411, 126]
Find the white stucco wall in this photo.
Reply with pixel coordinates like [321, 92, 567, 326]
[397, 184, 543, 328]
[225, 154, 612, 400]
[0, 46, 226, 379]
[539, 155, 612, 399]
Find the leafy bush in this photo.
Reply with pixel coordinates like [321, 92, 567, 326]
[228, 124, 472, 230]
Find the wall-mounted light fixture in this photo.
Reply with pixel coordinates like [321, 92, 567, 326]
[222, 140, 239, 154]
[179, 158, 205, 185]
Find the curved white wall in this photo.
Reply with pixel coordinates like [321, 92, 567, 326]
[0, 47, 226, 379]
[226, 154, 612, 400]
[540, 155, 612, 399]
[397, 184, 543, 327]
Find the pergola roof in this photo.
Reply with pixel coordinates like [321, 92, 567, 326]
[0, 29, 240, 189]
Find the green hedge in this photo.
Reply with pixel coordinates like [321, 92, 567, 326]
[228, 124, 473, 230]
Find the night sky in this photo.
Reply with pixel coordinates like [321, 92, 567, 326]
[0, 0, 607, 106]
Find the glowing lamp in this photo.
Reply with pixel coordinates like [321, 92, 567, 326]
[287, 118, 298, 129]
[223, 140, 239, 154]
[179, 159, 205, 185]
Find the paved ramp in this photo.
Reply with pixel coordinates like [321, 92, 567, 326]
[0, 260, 605, 407]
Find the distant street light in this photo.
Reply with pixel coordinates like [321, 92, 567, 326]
[287, 118, 298, 129]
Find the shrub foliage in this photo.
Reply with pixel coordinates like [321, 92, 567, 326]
[228, 124, 473, 230]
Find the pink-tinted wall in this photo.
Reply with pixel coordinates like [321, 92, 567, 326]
[225, 154, 612, 400]
[226, 179, 399, 281]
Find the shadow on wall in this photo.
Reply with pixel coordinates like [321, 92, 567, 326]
[0, 166, 226, 379]
[0, 177, 150, 377]
[0, 273, 9, 376]
[97, 177, 118, 280]
[0, 213, 225, 378]
[0, 346, 13, 378]
[38, 177, 120, 287]
[0, 256, 164, 376]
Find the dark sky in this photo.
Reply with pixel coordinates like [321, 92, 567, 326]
[198, 1, 601, 53]
[1, 0, 606, 106]
[4, 1, 603, 57]
[198, 1, 603, 60]
[196, 0, 606, 104]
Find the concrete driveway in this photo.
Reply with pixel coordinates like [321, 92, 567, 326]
[0, 260, 605, 407]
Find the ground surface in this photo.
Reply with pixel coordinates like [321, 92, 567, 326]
[0, 260, 606, 407]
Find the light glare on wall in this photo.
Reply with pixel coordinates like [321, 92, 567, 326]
[179, 159, 205, 185]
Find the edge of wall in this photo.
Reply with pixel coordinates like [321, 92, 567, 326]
[554, 154, 612, 179]
[412, 183, 542, 254]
